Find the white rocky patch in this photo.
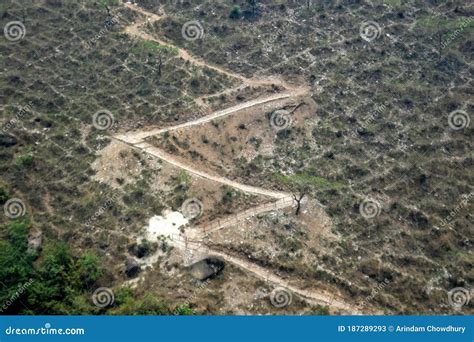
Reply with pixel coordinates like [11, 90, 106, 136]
[145, 209, 189, 244]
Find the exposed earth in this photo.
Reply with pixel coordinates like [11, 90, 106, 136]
[0, 0, 472, 316]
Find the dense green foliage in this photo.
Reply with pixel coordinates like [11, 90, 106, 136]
[0, 219, 100, 314]
[0, 219, 193, 315]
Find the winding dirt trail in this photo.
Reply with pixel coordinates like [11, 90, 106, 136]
[123, 3, 301, 92]
[133, 141, 290, 199]
[199, 197, 295, 237]
[115, 92, 292, 144]
[206, 250, 356, 312]
[171, 235, 360, 313]
[114, 3, 363, 314]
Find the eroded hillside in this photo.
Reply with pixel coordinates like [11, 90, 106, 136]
[0, 0, 472, 315]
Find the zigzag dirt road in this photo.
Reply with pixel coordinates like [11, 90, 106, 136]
[113, 3, 364, 314]
[114, 92, 293, 144]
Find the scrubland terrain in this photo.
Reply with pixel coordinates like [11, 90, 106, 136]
[0, 0, 472, 315]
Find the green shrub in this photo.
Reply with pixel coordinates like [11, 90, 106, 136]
[112, 293, 172, 315]
[0, 219, 108, 314]
[0, 186, 8, 204]
[15, 155, 34, 167]
[73, 252, 103, 287]
[309, 305, 330, 315]
[176, 170, 191, 186]
[229, 5, 241, 20]
[174, 303, 196, 315]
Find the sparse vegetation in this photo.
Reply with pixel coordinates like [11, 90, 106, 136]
[1, 0, 471, 316]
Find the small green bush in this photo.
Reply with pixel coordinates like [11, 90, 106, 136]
[229, 5, 241, 20]
[15, 155, 34, 168]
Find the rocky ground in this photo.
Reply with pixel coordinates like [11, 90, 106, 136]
[0, 0, 472, 315]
